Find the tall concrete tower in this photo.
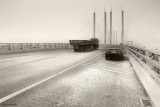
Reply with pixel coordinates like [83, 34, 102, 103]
[121, 10, 124, 44]
[93, 11, 96, 38]
[110, 10, 112, 44]
[108, 30, 110, 44]
[116, 30, 117, 44]
[113, 30, 115, 44]
[104, 10, 107, 44]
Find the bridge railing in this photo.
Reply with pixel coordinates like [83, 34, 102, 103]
[125, 45, 160, 83]
[0, 43, 70, 54]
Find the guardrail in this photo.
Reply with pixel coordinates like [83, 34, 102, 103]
[126, 45, 160, 107]
[0, 43, 70, 54]
[125, 45, 160, 83]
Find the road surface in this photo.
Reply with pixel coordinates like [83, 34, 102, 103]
[0, 49, 151, 107]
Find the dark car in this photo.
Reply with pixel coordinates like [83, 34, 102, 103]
[105, 45, 123, 59]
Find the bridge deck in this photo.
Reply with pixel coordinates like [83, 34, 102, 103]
[0, 50, 152, 107]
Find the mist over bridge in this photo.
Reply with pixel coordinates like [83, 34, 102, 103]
[1, 0, 160, 107]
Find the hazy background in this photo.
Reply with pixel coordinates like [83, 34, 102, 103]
[0, 0, 160, 49]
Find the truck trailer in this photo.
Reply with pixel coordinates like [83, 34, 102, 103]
[69, 38, 99, 52]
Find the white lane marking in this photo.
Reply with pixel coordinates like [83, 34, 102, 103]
[0, 56, 56, 69]
[0, 55, 29, 61]
[102, 62, 122, 67]
[87, 60, 122, 66]
[99, 60, 122, 65]
[104, 61, 122, 65]
[0, 51, 104, 103]
[84, 62, 122, 68]
[81, 64, 122, 74]
[82, 63, 122, 71]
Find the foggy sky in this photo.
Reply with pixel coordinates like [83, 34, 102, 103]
[0, 0, 160, 49]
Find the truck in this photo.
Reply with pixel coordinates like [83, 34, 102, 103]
[69, 38, 99, 52]
[105, 45, 123, 59]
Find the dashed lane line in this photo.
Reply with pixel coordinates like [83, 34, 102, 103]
[81, 64, 122, 74]
[0, 55, 29, 60]
[0, 56, 56, 69]
[0, 51, 104, 104]
[98, 60, 122, 64]
[82, 63, 122, 71]
[103, 61, 122, 65]
[86, 60, 122, 67]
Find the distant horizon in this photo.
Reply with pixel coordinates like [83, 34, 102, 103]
[1, 0, 160, 49]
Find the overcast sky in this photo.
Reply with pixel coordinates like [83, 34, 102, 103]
[0, 0, 160, 49]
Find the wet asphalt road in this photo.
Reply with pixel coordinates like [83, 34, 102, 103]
[0, 49, 151, 107]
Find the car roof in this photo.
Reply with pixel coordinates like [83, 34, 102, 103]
[105, 45, 122, 49]
[106, 48, 122, 49]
